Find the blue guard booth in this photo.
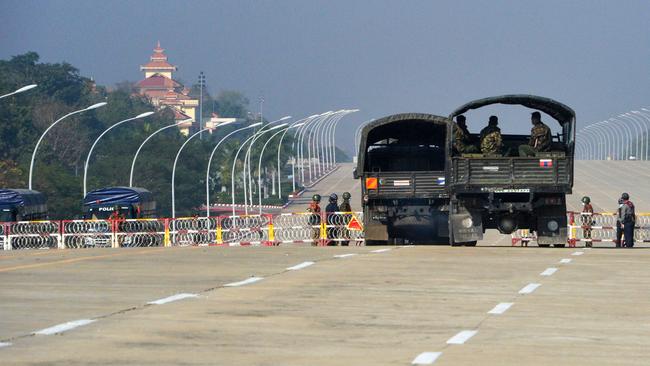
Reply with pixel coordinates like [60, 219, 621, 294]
[0, 189, 48, 222]
[83, 186, 156, 220]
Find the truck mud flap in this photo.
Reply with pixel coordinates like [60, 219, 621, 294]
[450, 212, 483, 243]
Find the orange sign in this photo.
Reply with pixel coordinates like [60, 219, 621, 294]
[347, 215, 363, 231]
[365, 177, 378, 189]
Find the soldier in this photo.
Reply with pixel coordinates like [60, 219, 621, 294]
[453, 115, 479, 154]
[519, 111, 551, 157]
[581, 196, 594, 247]
[339, 192, 353, 246]
[618, 193, 636, 248]
[325, 193, 339, 245]
[307, 194, 321, 245]
[615, 198, 624, 247]
[479, 116, 502, 155]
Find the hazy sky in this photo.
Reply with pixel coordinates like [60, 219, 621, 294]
[2, 0, 649, 153]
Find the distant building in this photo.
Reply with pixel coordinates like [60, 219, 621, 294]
[136, 42, 198, 135]
[205, 113, 245, 133]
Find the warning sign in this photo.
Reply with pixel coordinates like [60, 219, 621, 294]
[347, 214, 363, 231]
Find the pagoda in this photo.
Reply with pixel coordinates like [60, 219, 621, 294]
[136, 41, 198, 135]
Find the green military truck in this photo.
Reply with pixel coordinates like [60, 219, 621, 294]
[354, 113, 451, 244]
[447, 95, 575, 247]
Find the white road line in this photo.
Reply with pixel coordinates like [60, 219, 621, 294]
[34, 319, 97, 335]
[224, 277, 264, 287]
[540, 267, 558, 276]
[519, 283, 541, 295]
[148, 293, 198, 305]
[487, 302, 513, 315]
[286, 261, 315, 271]
[447, 330, 478, 344]
[400, 245, 416, 248]
[559, 258, 572, 264]
[572, 251, 584, 256]
[371, 248, 391, 253]
[0, 342, 11, 348]
[412, 352, 442, 364]
[334, 253, 357, 258]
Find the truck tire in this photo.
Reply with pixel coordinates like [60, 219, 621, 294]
[538, 244, 551, 248]
[463, 241, 477, 247]
[553, 244, 566, 248]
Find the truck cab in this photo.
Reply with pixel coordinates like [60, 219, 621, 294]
[83, 186, 156, 220]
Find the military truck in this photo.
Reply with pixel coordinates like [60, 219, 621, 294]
[354, 113, 451, 244]
[0, 189, 48, 222]
[447, 95, 575, 247]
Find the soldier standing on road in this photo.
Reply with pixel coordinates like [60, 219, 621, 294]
[307, 194, 322, 245]
[479, 116, 502, 155]
[519, 111, 551, 157]
[581, 196, 594, 247]
[615, 198, 624, 247]
[454, 115, 479, 154]
[325, 193, 339, 245]
[339, 192, 353, 246]
[618, 193, 636, 248]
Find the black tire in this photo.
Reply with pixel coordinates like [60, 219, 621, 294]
[538, 244, 551, 248]
[366, 240, 387, 246]
[553, 244, 566, 248]
[463, 241, 478, 247]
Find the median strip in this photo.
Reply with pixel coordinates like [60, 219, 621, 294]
[148, 293, 198, 305]
[224, 277, 264, 287]
[34, 319, 97, 335]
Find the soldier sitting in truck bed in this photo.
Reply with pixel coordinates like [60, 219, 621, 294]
[479, 115, 503, 155]
[453, 115, 479, 154]
[519, 111, 551, 157]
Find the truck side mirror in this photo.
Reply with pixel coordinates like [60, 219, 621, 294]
[353, 168, 359, 179]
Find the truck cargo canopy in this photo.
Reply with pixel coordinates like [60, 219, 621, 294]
[0, 189, 47, 208]
[83, 186, 153, 206]
[449, 94, 576, 126]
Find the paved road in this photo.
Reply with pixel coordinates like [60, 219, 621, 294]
[2, 160, 650, 365]
[284, 163, 360, 212]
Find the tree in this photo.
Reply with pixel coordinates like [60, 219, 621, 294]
[214, 90, 249, 118]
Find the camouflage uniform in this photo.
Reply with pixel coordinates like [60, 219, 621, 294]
[479, 126, 502, 154]
[454, 124, 479, 154]
[519, 122, 551, 157]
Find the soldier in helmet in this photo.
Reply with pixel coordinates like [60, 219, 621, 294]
[307, 194, 322, 244]
[581, 196, 594, 246]
[339, 192, 353, 246]
[325, 193, 339, 244]
[519, 111, 551, 157]
[617, 192, 636, 248]
[479, 116, 503, 155]
[453, 115, 479, 154]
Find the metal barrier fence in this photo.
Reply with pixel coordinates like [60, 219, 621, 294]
[0, 212, 365, 250]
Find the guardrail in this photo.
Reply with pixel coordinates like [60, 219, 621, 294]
[1, 212, 366, 250]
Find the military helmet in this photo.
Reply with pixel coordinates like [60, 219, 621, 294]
[621, 192, 629, 200]
[581, 196, 590, 204]
[312, 194, 321, 202]
[329, 193, 338, 201]
[342, 192, 351, 200]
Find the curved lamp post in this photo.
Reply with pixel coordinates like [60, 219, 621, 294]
[230, 133, 258, 216]
[83, 111, 154, 196]
[29, 102, 107, 190]
[276, 120, 308, 198]
[204, 122, 261, 217]
[129, 118, 193, 187]
[257, 126, 291, 214]
[0, 84, 37, 99]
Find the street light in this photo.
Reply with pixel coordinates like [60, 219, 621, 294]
[290, 115, 319, 190]
[327, 109, 358, 169]
[28, 102, 107, 190]
[296, 113, 326, 184]
[83, 111, 154, 196]
[303, 112, 332, 182]
[230, 133, 258, 216]
[0, 84, 37, 99]
[129, 118, 193, 187]
[204, 122, 261, 217]
[276, 121, 306, 199]
[257, 124, 299, 213]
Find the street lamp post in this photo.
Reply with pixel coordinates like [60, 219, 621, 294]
[0, 84, 37, 99]
[129, 118, 193, 187]
[230, 133, 258, 216]
[204, 122, 261, 217]
[29, 102, 107, 190]
[257, 126, 292, 214]
[83, 111, 154, 196]
[276, 120, 307, 199]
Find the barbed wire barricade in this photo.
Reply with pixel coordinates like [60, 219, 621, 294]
[62, 220, 113, 249]
[567, 212, 650, 246]
[6, 221, 60, 250]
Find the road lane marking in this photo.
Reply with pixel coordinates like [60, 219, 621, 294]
[286, 261, 315, 271]
[224, 277, 264, 287]
[34, 319, 96, 335]
[334, 253, 357, 258]
[0, 342, 11, 348]
[487, 302, 513, 315]
[412, 352, 442, 364]
[540, 267, 558, 276]
[572, 251, 584, 256]
[371, 248, 391, 253]
[148, 293, 198, 305]
[447, 330, 478, 344]
[559, 258, 572, 264]
[519, 283, 541, 294]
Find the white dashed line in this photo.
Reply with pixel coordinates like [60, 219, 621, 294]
[148, 293, 198, 305]
[286, 261, 315, 271]
[447, 330, 478, 344]
[559, 258, 572, 264]
[487, 302, 514, 315]
[540, 267, 558, 276]
[34, 319, 97, 335]
[412, 352, 442, 364]
[371, 248, 391, 253]
[572, 251, 584, 256]
[519, 283, 541, 295]
[0, 342, 11, 348]
[224, 277, 264, 287]
[401, 245, 416, 248]
[334, 253, 357, 258]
